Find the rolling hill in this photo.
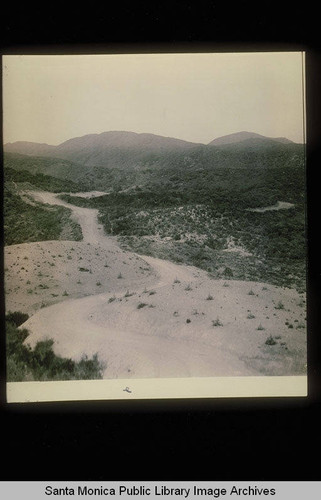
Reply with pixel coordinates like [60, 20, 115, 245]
[208, 131, 294, 146]
[4, 131, 204, 169]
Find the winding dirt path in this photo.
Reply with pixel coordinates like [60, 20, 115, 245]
[19, 191, 306, 379]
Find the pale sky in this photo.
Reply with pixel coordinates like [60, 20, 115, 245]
[2, 52, 305, 145]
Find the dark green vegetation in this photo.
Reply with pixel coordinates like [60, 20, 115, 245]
[4, 135, 306, 290]
[3, 185, 83, 245]
[60, 159, 305, 290]
[4, 153, 83, 191]
[6, 312, 104, 381]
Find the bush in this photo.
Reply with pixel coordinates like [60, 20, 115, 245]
[5, 314, 104, 381]
[137, 302, 148, 309]
[223, 267, 233, 278]
[212, 317, 223, 327]
[265, 335, 277, 345]
[5, 311, 29, 327]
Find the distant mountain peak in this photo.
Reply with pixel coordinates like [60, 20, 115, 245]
[208, 131, 294, 146]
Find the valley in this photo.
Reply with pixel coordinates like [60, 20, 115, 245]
[3, 130, 307, 382]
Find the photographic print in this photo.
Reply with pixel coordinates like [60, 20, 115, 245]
[3, 52, 307, 402]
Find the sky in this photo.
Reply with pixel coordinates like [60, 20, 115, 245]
[2, 52, 306, 145]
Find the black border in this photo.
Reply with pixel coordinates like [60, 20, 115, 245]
[1, 2, 320, 482]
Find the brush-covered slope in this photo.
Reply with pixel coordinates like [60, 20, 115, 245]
[4, 131, 204, 169]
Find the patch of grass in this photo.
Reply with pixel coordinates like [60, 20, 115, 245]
[212, 317, 223, 327]
[184, 283, 193, 291]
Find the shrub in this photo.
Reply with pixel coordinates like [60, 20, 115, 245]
[137, 302, 148, 309]
[5, 317, 104, 381]
[212, 317, 223, 327]
[5, 311, 29, 327]
[257, 323, 265, 330]
[206, 293, 214, 300]
[275, 301, 285, 310]
[265, 335, 277, 345]
[223, 267, 233, 278]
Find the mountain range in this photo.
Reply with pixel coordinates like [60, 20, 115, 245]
[4, 130, 299, 168]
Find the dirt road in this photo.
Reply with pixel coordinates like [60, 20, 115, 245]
[19, 191, 306, 379]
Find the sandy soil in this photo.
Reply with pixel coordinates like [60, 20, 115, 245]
[4, 191, 307, 378]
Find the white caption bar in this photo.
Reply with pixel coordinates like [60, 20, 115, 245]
[0, 482, 320, 500]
